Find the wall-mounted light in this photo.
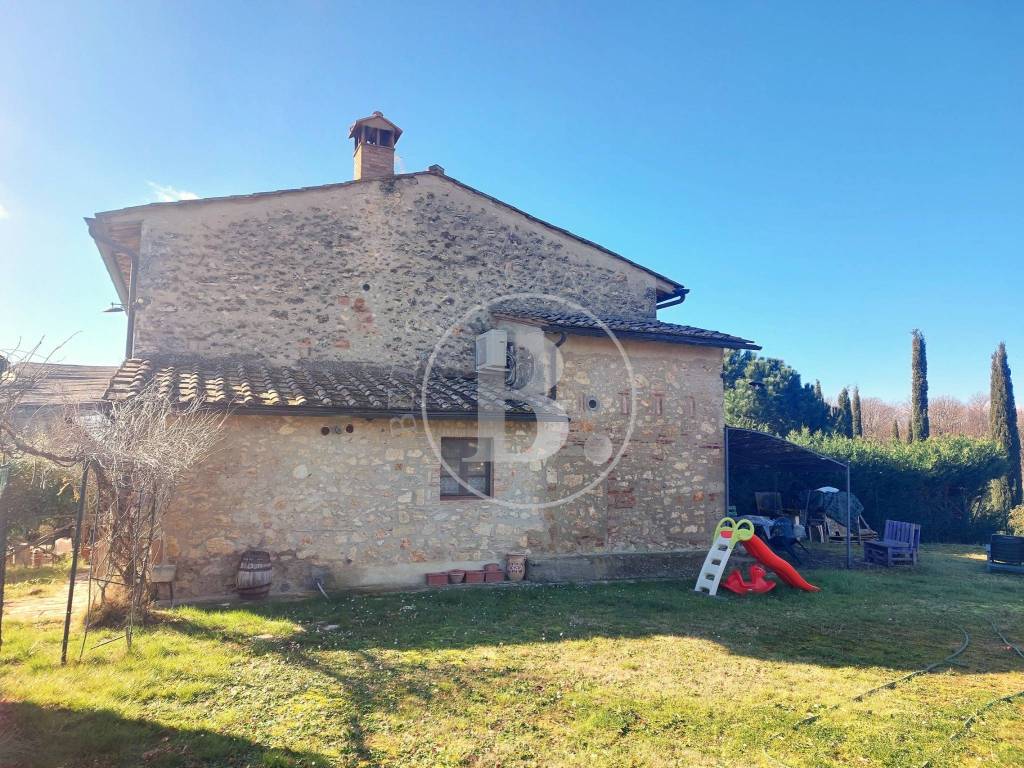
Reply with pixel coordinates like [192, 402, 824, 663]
[102, 303, 126, 313]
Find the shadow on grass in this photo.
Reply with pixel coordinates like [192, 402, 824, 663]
[158, 614, 516, 766]
[0, 700, 332, 768]
[157, 545, 1024, 679]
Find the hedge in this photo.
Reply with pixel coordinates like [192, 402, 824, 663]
[728, 433, 1009, 543]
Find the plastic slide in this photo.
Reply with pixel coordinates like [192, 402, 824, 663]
[741, 535, 820, 592]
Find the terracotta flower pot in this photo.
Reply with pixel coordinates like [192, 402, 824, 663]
[506, 554, 527, 582]
[483, 562, 501, 572]
[484, 570, 505, 583]
[465, 570, 486, 584]
[426, 572, 448, 587]
[448, 569, 466, 584]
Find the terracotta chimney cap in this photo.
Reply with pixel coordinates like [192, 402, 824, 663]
[348, 111, 403, 142]
[349, 111, 402, 180]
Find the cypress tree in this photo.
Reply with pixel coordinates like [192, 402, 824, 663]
[910, 329, 930, 440]
[891, 419, 901, 442]
[990, 342, 1022, 506]
[811, 380, 827, 433]
[836, 387, 853, 438]
[851, 387, 863, 438]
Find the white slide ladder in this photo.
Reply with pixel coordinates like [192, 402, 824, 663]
[694, 518, 754, 596]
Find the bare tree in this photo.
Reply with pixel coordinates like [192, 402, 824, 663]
[2, 342, 223, 647]
[859, 397, 909, 441]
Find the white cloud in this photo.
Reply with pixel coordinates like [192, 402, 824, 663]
[0, 203, 9, 220]
[147, 181, 199, 203]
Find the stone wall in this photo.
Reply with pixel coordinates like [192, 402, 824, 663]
[124, 173, 661, 368]
[541, 336, 725, 554]
[159, 337, 725, 597]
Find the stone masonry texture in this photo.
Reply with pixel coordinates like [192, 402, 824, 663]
[97, 172, 733, 597]
[161, 337, 724, 597]
[124, 173, 658, 368]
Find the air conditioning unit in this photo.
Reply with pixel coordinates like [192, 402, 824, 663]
[475, 329, 508, 372]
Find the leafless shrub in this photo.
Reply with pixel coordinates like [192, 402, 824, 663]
[2, 342, 224, 646]
[70, 387, 224, 640]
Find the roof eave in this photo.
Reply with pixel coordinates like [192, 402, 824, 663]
[85, 217, 130, 304]
[146, 401, 563, 422]
[538, 323, 760, 351]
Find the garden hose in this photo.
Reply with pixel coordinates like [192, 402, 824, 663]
[851, 627, 970, 701]
[794, 627, 970, 727]
[762, 626, 971, 768]
[918, 621, 1024, 768]
[947, 622, 1024, 740]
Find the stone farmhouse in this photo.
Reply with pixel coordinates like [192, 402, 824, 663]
[86, 112, 758, 597]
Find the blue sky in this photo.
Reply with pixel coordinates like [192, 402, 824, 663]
[1, 1, 1021, 402]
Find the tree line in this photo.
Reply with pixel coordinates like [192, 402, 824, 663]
[724, 331, 1023, 534]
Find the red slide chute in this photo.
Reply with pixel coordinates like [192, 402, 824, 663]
[741, 535, 820, 592]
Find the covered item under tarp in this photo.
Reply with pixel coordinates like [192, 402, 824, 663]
[802, 487, 877, 542]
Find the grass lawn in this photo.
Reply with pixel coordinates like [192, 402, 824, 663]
[1, 544, 1022, 768]
[2, 562, 70, 601]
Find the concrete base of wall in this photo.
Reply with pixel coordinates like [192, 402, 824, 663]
[525, 550, 707, 583]
[162, 550, 717, 604]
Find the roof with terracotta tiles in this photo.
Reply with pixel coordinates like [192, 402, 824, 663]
[10, 363, 119, 410]
[103, 359, 559, 419]
[491, 303, 759, 350]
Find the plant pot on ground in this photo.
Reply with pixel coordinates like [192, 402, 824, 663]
[505, 554, 527, 582]
[425, 572, 448, 587]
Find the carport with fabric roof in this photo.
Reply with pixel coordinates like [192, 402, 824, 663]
[724, 427, 854, 568]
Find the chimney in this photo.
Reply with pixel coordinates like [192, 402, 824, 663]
[349, 111, 402, 180]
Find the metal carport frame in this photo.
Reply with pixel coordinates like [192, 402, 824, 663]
[724, 427, 853, 569]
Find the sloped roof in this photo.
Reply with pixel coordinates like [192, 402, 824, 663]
[10, 363, 119, 410]
[492, 303, 759, 350]
[104, 358, 562, 420]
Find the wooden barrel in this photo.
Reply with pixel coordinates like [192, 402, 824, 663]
[236, 550, 272, 599]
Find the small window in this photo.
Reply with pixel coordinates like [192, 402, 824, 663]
[440, 438, 492, 498]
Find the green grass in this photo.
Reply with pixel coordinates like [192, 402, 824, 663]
[2, 562, 70, 600]
[2, 545, 1023, 767]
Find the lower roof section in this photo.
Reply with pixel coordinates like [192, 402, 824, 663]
[491, 303, 759, 350]
[104, 358, 563, 420]
[9, 363, 119, 410]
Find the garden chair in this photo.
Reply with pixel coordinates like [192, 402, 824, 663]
[987, 534, 1024, 574]
[863, 520, 921, 567]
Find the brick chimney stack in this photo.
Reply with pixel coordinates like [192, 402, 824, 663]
[349, 111, 402, 181]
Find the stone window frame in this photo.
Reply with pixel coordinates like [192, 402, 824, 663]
[440, 437, 493, 499]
